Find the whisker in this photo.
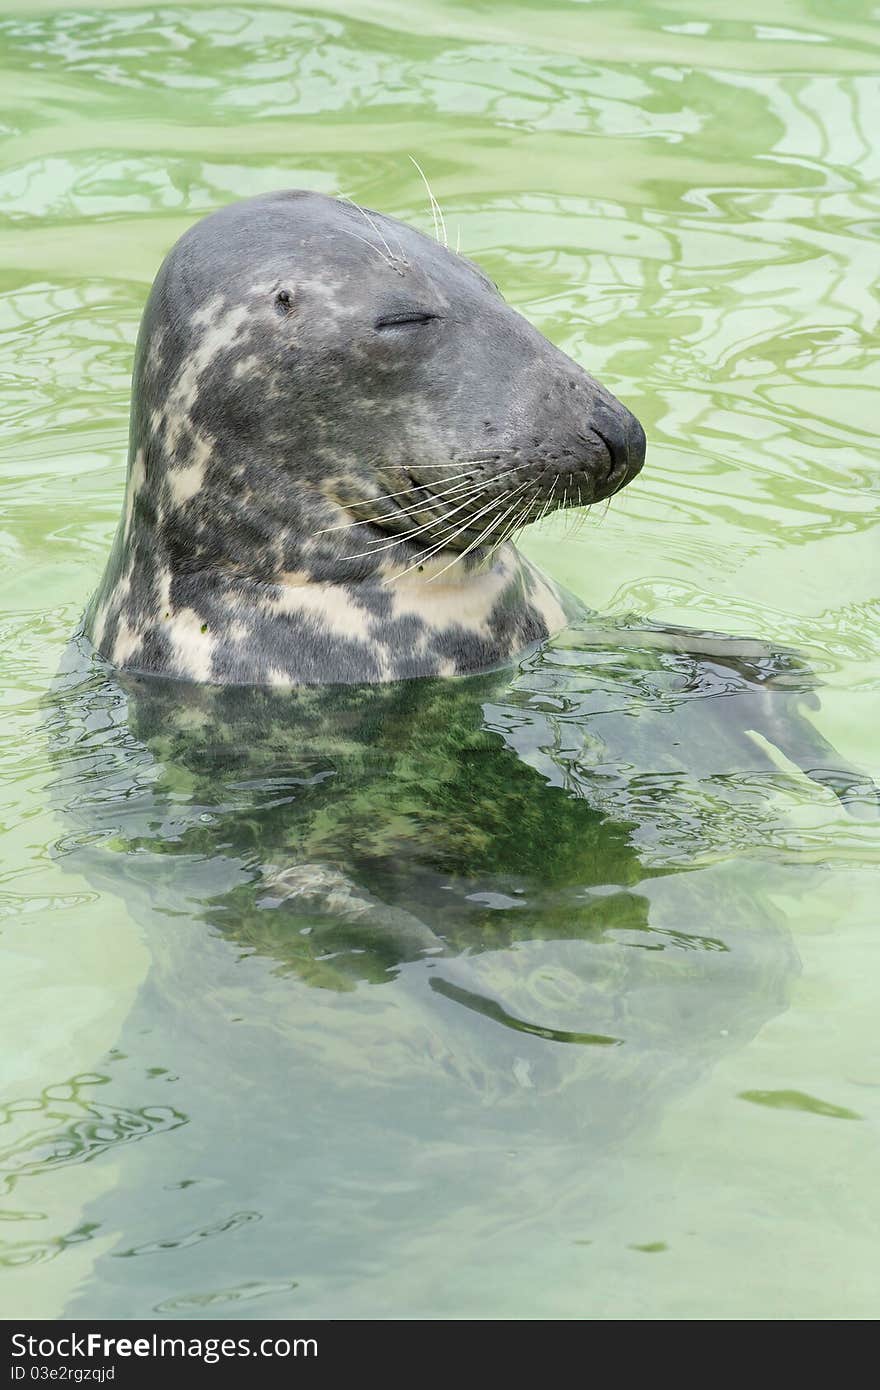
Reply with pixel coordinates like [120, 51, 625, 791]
[572, 484, 592, 537]
[485, 502, 530, 567]
[409, 156, 448, 247]
[316, 472, 478, 534]
[338, 228, 402, 274]
[385, 480, 532, 583]
[420, 476, 532, 554]
[358, 210, 401, 267]
[339, 196, 405, 268]
[536, 475, 559, 531]
[428, 488, 536, 582]
[507, 496, 537, 546]
[390, 226, 408, 262]
[345, 479, 507, 561]
[322, 459, 535, 541]
[363, 467, 476, 473]
[361, 463, 533, 549]
[522, 492, 542, 533]
[567, 486, 581, 533]
[340, 463, 488, 473]
[487, 491, 536, 559]
[426, 507, 513, 583]
[534, 493, 555, 527]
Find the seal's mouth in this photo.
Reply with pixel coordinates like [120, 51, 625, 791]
[326, 418, 646, 563]
[396, 422, 646, 552]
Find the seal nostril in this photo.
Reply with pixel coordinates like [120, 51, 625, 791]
[593, 424, 624, 472]
[627, 415, 647, 470]
[592, 408, 646, 482]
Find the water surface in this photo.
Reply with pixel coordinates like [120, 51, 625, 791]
[1, 0, 878, 1320]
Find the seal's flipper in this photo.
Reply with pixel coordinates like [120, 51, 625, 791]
[615, 621, 877, 818]
[741, 693, 878, 818]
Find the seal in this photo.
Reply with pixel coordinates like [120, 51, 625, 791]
[83, 189, 646, 685]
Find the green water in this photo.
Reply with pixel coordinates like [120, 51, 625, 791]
[1, 0, 878, 1321]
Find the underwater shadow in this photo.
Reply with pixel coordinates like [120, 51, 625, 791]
[43, 617, 873, 1316]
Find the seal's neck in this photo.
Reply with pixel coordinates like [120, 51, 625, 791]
[85, 513, 572, 685]
[83, 430, 575, 684]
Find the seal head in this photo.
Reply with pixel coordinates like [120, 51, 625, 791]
[85, 190, 646, 684]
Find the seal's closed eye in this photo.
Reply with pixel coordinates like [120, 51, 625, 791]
[374, 311, 439, 330]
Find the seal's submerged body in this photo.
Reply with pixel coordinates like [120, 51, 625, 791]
[85, 190, 645, 684]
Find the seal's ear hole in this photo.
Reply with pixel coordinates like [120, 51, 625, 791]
[274, 288, 294, 315]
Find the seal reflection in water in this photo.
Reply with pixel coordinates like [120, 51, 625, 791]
[57, 627, 827, 1026]
[83, 189, 645, 684]
[53, 631, 838, 1313]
